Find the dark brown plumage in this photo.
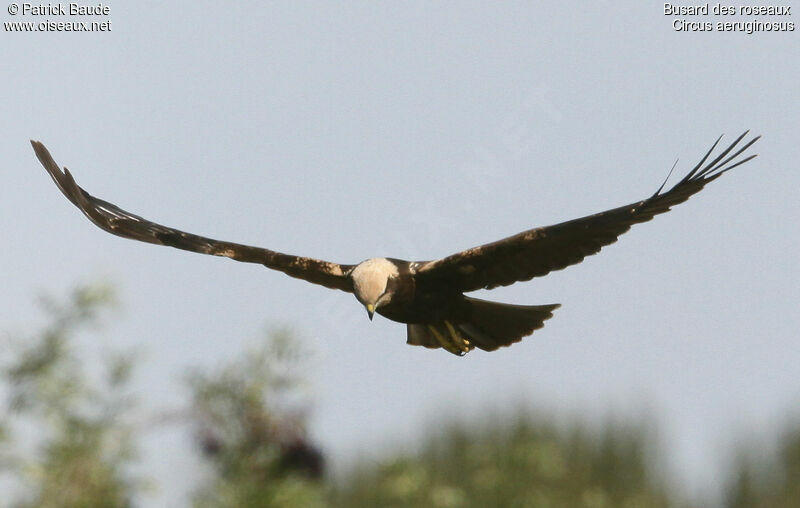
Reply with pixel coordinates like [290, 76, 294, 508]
[31, 140, 354, 292]
[414, 132, 759, 291]
[31, 132, 759, 355]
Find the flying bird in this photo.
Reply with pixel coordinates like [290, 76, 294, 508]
[31, 133, 759, 356]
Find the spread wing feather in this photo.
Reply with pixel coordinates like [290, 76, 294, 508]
[416, 132, 759, 292]
[31, 141, 354, 292]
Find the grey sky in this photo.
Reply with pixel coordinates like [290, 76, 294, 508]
[2, 2, 798, 505]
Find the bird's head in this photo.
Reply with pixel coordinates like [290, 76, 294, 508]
[351, 258, 399, 320]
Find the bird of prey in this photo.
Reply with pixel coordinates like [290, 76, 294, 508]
[31, 133, 759, 356]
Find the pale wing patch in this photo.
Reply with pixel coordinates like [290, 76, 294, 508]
[215, 248, 238, 258]
[315, 261, 346, 277]
[289, 257, 344, 275]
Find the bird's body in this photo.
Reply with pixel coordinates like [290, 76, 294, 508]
[31, 133, 760, 355]
[348, 257, 559, 354]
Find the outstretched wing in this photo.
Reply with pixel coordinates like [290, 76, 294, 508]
[31, 141, 354, 292]
[416, 132, 760, 292]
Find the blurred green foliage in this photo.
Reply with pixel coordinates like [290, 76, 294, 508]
[187, 330, 325, 507]
[1, 286, 800, 507]
[0, 284, 137, 507]
[724, 425, 800, 508]
[329, 417, 675, 508]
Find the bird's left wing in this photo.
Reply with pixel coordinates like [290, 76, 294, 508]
[31, 141, 354, 292]
[415, 132, 759, 293]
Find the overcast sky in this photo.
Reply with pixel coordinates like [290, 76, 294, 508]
[2, 2, 798, 505]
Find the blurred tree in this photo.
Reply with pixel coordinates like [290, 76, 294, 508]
[724, 423, 800, 508]
[330, 415, 679, 508]
[0, 284, 139, 507]
[186, 329, 325, 507]
[3, 285, 800, 508]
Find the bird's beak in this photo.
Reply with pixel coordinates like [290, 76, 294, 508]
[366, 304, 375, 321]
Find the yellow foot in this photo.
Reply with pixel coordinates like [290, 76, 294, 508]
[428, 321, 473, 356]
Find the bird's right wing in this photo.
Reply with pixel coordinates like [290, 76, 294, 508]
[415, 132, 759, 293]
[31, 141, 355, 293]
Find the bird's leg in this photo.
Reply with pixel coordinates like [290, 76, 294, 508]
[427, 325, 466, 356]
[444, 321, 473, 354]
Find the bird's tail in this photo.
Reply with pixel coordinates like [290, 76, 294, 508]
[406, 297, 560, 355]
